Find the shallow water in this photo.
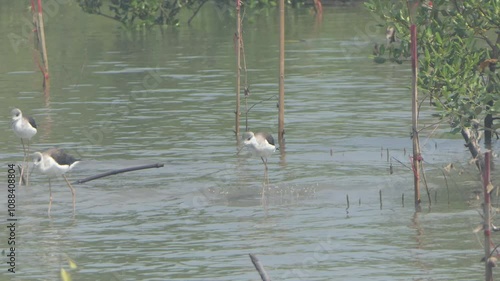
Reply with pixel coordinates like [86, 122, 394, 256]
[0, 2, 499, 280]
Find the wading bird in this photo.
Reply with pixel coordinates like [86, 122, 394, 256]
[32, 148, 79, 215]
[242, 131, 276, 171]
[11, 108, 37, 183]
[11, 108, 37, 155]
[240, 131, 277, 207]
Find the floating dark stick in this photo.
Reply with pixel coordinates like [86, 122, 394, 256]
[249, 254, 271, 281]
[379, 190, 383, 210]
[73, 163, 164, 185]
[346, 194, 350, 217]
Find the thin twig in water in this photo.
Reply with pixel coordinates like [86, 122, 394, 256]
[249, 254, 271, 281]
[416, 94, 430, 120]
[417, 119, 445, 133]
[246, 95, 278, 114]
[391, 156, 412, 171]
[420, 123, 440, 153]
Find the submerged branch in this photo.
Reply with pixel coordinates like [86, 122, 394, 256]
[73, 163, 164, 185]
[249, 254, 271, 281]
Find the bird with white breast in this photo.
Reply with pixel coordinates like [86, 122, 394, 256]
[242, 131, 276, 170]
[32, 148, 79, 215]
[11, 108, 38, 183]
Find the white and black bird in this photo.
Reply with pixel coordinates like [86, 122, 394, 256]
[32, 148, 79, 215]
[242, 131, 276, 170]
[11, 108, 37, 160]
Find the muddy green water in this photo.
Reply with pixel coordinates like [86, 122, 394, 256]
[0, 1, 498, 280]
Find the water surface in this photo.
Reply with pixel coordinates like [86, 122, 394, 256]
[0, 2, 498, 280]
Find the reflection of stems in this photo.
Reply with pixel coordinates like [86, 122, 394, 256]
[440, 169, 450, 205]
[420, 160, 431, 205]
[412, 211, 423, 249]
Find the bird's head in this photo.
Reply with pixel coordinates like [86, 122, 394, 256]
[11, 108, 22, 121]
[32, 152, 43, 167]
[242, 131, 256, 146]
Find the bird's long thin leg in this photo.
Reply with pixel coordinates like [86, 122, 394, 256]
[261, 157, 268, 171]
[19, 139, 27, 185]
[63, 175, 76, 213]
[21, 139, 27, 160]
[25, 140, 31, 185]
[48, 179, 53, 217]
[262, 171, 268, 207]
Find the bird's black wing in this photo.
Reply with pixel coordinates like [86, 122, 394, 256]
[27, 116, 37, 129]
[48, 149, 79, 166]
[262, 133, 275, 146]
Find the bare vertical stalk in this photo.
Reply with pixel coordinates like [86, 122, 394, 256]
[37, 0, 49, 75]
[31, 0, 50, 90]
[235, 0, 242, 138]
[240, 11, 249, 132]
[278, 0, 285, 145]
[484, 151, 493, 281]
[244, 88, 249, 132]
[410, 24, 421, 212]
